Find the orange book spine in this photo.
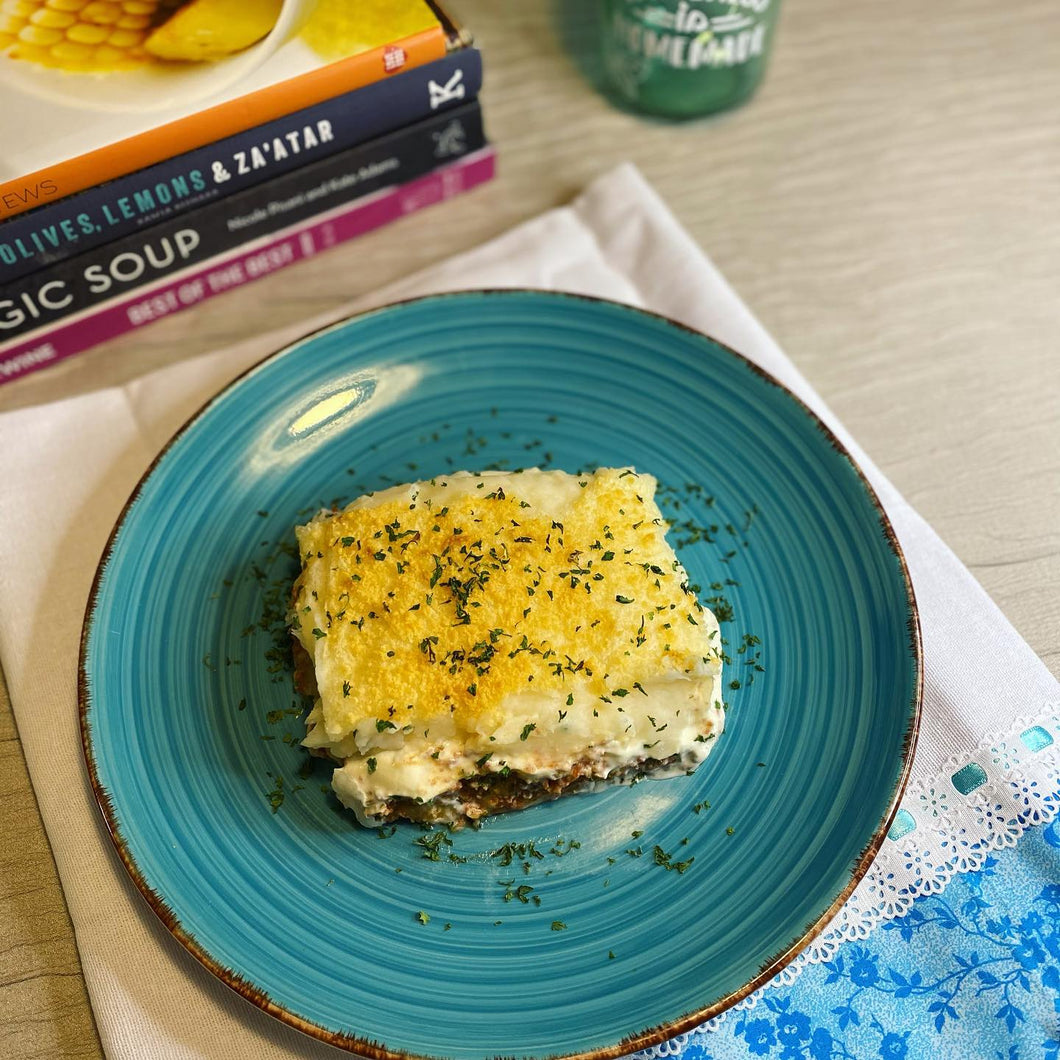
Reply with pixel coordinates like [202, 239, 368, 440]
[0, 26, 447, 223]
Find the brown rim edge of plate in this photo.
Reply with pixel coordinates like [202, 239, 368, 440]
[78, 288, 924, 1060]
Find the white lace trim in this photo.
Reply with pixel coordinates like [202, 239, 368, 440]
[637, 706, 1060, 1056]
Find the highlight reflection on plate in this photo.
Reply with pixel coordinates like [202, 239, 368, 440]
[80, 291, 920, 1060]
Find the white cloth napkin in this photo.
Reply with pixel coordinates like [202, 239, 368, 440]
[1, 164, 1056, 1060]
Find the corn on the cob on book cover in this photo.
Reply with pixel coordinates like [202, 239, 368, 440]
[0, 0, 470, 220]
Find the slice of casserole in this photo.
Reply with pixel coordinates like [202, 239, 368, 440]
[290, 467, 724, 827]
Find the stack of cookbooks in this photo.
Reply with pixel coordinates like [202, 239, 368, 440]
[0, 0, 491, 384]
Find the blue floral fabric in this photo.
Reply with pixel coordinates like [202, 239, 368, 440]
[663, 820, 1060, 1060]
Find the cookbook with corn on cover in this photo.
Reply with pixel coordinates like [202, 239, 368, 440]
[0, 0, 470, 221]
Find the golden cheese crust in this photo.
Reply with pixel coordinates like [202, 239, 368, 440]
[291, 468, 713, 743]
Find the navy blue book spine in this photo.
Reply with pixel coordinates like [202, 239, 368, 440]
[0, 48, 482, 285]
[0, 102, 486, 343]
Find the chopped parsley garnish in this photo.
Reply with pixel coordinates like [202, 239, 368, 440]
[549, 838, 581, 856]
[652, 844, 694, 874]
[265, 775, 285, 813]
[499, 880, 539, 905]
[414, 831, 456, 861]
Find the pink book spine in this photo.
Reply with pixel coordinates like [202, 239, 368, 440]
[0, 147, 496, 387]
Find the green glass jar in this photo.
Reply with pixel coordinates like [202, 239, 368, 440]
[600, 0, 781, 119]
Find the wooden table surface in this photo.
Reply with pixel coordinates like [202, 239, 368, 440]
[2, 1, 1058, 1056]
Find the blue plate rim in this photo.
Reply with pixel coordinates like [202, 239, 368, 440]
[78, 288, 924, 1060]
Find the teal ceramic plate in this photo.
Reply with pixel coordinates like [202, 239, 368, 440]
[80, 291, 921, 1060]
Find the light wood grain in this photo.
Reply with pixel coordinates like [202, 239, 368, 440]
[2, 0, 1058, 1054]
[0, 708, 104, 1059]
